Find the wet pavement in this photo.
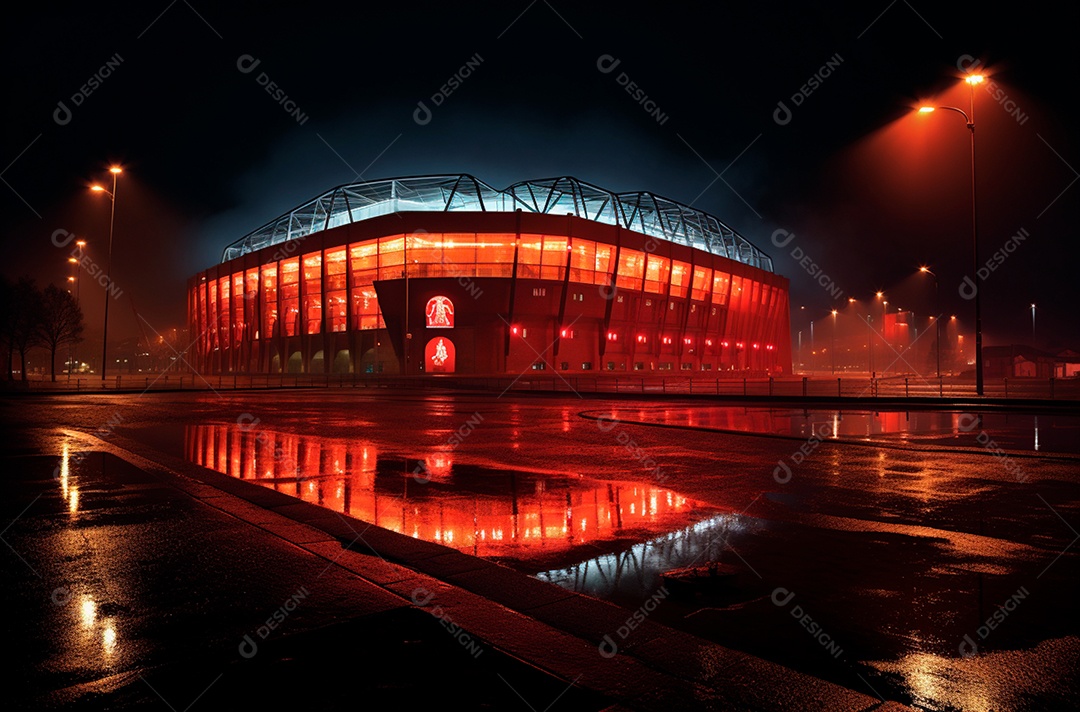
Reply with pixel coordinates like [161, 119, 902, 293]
[3, 447, 611, 711]
[3, 389, 1078, 710]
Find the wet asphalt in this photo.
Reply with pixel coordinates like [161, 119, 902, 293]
[4, 388, 1077, 710]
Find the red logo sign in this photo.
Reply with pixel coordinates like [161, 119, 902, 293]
[425, 295, 454, 328]
[425, 337, 456, 373]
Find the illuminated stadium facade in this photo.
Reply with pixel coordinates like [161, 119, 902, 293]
[188, 175, 792, 375]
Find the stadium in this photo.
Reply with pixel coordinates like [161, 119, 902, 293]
[188, 175, 792, 376]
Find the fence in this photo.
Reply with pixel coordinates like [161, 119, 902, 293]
[7, 373, 1080, 401]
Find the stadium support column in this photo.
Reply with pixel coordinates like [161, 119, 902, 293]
[676, 253, 696, 368]
[505, 210, 521, 366]
[553, 213, 573, 359]
[600, 227, 621, 362]
[320, 248, 330, 375]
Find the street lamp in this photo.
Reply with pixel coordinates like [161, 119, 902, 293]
[67, 255, 82, 380]
[1031, 303, 1037, 342]
[918, 72, 985, 395]
[919, 267, 941, 377]
[831, 309, 838, 374]
[881, 299, 889, 375]
[90, 167, 122, 384]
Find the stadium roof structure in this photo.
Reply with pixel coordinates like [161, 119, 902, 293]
[221, 175, 774, 272]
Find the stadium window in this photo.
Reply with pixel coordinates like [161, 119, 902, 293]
[560, 362, 569, 370]
[606, 362, 616, 371]
[645, 299, 652, 307]
[659, 362, 673, 371]
[681, 363, 692, 371]
[690, 304, 696, 312]
[532, 362, 546, 370]
[702, 363, 712, 371]
[581, 362, 593, 370]
[633, 362, 644, 371]
[616, 295, 624, 303]
[669, 302, 675, 310]
[532, 287, 546, 297]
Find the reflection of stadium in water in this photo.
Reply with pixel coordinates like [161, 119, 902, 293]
[535, 513, 753, 603]
[185, 423, 713, 562]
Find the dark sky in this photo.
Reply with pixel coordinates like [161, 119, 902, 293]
[2, 2, 1076, 352]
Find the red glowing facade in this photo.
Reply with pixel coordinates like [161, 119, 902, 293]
[188, 176, 791, 375]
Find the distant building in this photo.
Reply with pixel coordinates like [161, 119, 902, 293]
[983, 345, 1080, 378]
[189, 175, 791, 376]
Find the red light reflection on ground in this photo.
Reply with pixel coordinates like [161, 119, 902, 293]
[185, 424, 703, 559]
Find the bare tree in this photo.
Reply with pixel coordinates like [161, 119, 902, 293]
[0, 275, 13, 379]
[38, 284, 84, 382]
[8, 277, 43, 381]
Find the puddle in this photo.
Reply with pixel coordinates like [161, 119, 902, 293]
[185, 423, 717, 568]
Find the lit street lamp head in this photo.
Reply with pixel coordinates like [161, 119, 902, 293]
[965, 74, 985, 85]
[918, 106, 935, 113]
[109, 166, 123, 174]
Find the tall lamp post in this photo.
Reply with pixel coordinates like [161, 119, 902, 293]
[918, 72, 985, 395]
[919, 267, 941, 377]
[91, 167, 122, 385]
[881, 298, 889, 375]
[873, 291, 884, 377]
[1030, 303, 1036, 343]
[66, 249, 84, 380]
[830, 309, 838, 374]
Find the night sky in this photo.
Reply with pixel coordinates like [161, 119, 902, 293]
[2, 2, 1075, 352]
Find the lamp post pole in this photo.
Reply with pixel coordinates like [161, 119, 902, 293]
[918, 73, 984, 394]
[91, 168, 122, 385]
[920, 267, 941, 378]
[830, 310, 838, 375]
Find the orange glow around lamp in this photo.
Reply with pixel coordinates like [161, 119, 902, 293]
[916, 73, 984, 394]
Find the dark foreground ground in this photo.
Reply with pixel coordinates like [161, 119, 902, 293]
[3, 389, 1078, 710]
